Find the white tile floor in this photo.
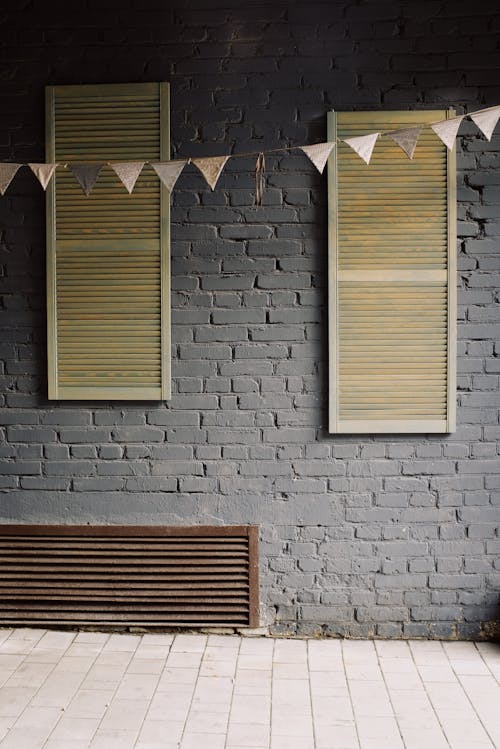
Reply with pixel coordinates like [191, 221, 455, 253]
[0, 629, 498, 749]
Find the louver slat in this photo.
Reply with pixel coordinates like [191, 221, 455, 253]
[328, 110, 456, 433]
[46, 82, 170, 400]
[0, 527, 259, 629]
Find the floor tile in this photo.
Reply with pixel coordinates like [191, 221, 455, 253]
[49, 715, 100, 741]
[170, 635, 207, 653]
[3, 662, 53, 688]
[137, 719, 184, 744]
[185, 709, 229, 733]
[126, 658, 165, 675]
[315, 723, 359, 749]
[103, 635, 141, 653]
[37, 631, 75, 650]
[114, 673, 159, 701]
[44, 741, 90, 749]
[65, 688, 114, 718]
[89, 728, 138, 748]
[0, 687, 37, 718]
[180, 732, 225, 749]
[99, 698, 149, 730]
[227, 722, 270, 746]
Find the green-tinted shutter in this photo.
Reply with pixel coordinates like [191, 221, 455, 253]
[46, 82, 170, 400]
[328, 110, 456, 433]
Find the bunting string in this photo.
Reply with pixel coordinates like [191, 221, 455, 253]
[1, 104, 499, 198]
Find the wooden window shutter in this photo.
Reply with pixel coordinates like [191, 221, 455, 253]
[46, 82, 170, 400]
[327, 110, 456, 433]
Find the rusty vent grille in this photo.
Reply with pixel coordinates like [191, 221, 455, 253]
[0, 526, 259, 629]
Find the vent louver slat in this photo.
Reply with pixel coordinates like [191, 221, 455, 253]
[0, 526, 259, 629]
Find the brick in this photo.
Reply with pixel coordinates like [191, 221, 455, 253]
[45, 461, 94, 476]
[59, 428, 112, 444]
[7, 427, 57, 443]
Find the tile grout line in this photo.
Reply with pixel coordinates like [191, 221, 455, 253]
[374, 643, 422, 749]
[340, 640, 361, 749]
[176, 634, 209, 749]
[306, 640, 317, 749]
[407, 642, 453, 749]
[223, 635, 242, 749]
[269, 637, 276, 749]
[128, 635, 173, 749]
[40, 632, 111, 748]
[475, 642, 500, 688]
[443, 644, 497, 749]
[75, 634, 138, 749]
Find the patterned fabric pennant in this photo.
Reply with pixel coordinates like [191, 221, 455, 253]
[28, 163, 59, 190]
[192, 155, 230, 190]
[431, 116, 464, 150]
[255, 153, 266, 206]
[69, 163, 104, 196]
[300, 142, 336, 173]
[470, 106, 500, 141]
[0, 163, 22, 196]
[151, 160, 187, 193]
[343, 133, 379, 164]
[110, 161, 145, 194]
[387, 127, 422, 159]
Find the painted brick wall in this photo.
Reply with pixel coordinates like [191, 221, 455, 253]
[0, 0, 499, 638]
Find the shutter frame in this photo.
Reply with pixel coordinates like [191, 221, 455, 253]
[328, 110, 456, 434]
[46, 82, 171, 400]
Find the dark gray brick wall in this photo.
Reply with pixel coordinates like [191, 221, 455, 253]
[0, 0, 499, 639]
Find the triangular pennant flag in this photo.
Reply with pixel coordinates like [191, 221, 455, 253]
[151, 160, 187, 193]
[431, 116, 464, 150]
[110, 161, 145, 194]
[192, 155, 230, 190]
[69, 163, 104, 196]
[343, 133, 379, 164]
[0, 163, 22, 196]
[28, 163, 59, 190]
[301, 142, 336, 173]
[470, 106, 500, 141]
[387, 126, 422, 159]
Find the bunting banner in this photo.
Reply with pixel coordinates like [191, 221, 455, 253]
[70, 163, 104, 196]
[300, 142, 336, 173]
[0, 163, 22, 196]
[110, 161, 145, 194]
[470, 106, 500, 142]
[343, 133, 379, 164]
[431, 116, 464, 150]
[387, 127, 421, 159]
[1, 104, 499, 198]
[192, 155, 229, 190]
[151, 160, 187, 193]
[255, 153, 265, 206]
[28, 162, 59, 190]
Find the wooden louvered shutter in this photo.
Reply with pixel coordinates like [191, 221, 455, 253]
[328, 110, 456, 433]
[46, 82, 170, 400]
